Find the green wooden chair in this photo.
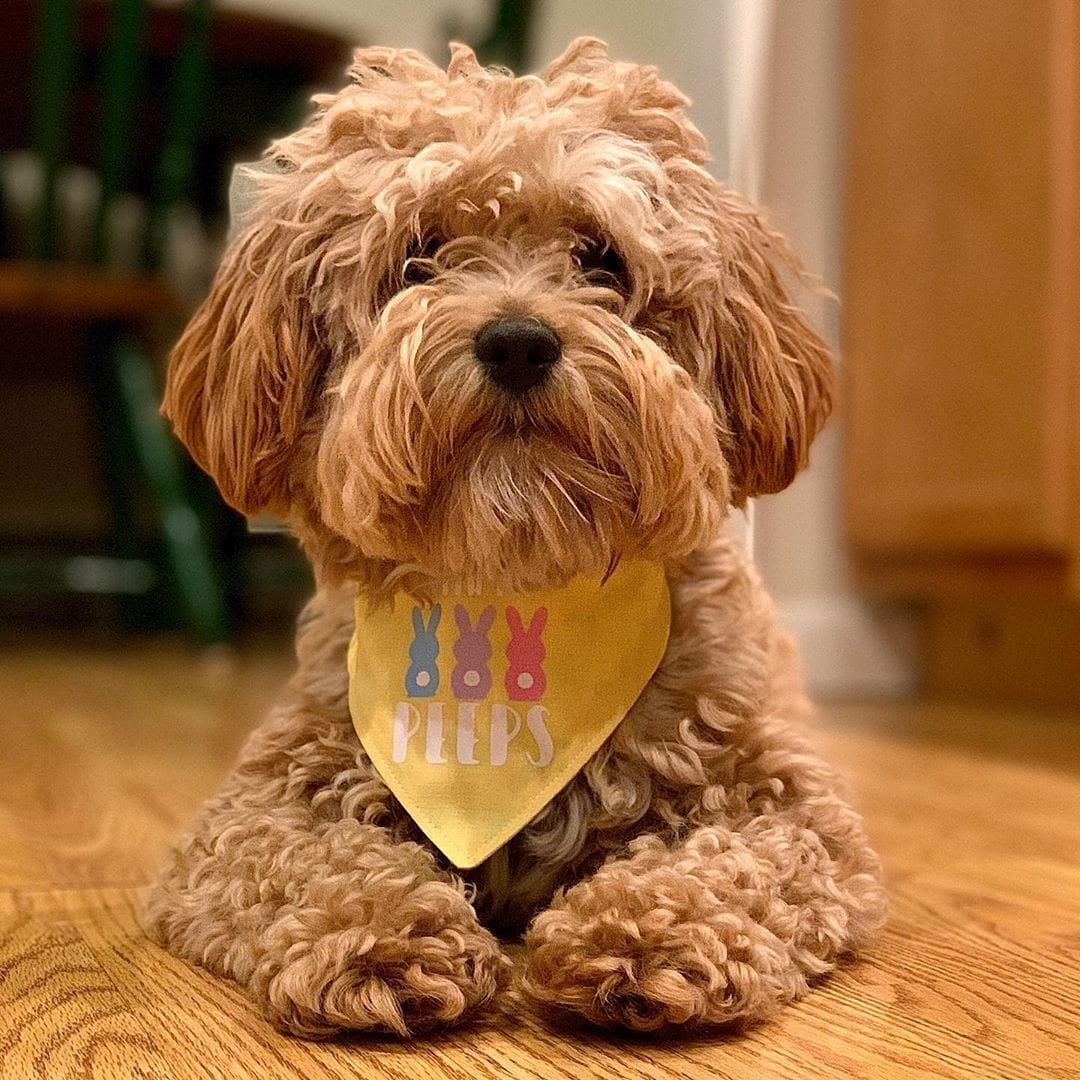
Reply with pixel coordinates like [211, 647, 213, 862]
[0, 0, 229, 643]
[474, 0, 537, 72]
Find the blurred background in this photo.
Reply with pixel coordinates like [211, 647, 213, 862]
[1, 0, 1077, 711]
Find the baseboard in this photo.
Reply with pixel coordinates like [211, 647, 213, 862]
[926, 599, 1080, 709]
[776, 595, 922, 701]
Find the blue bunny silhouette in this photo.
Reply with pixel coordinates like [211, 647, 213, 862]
[404, 604, 441, 697]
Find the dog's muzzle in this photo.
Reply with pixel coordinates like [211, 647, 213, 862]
[475, 316, 561, 395]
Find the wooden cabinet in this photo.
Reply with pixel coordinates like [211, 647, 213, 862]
[844, 0, 1080, 702]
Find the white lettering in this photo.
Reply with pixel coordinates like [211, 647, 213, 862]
[526, 705, 554, 767]
[489, 704, 522, 766]
[391, 700, 555, 767]
[456, 703, 480, 764]
[392, 702, 421, 763]
[424, 702, 448, 763]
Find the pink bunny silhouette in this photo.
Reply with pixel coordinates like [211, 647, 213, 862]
[505, 606, 547, 701]
[451, 605, 495, 701]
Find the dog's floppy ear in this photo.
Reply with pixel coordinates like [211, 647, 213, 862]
[684, 180, 834, 502]
[163, 220, 326, 516]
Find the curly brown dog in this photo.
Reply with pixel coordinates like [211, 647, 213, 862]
[146, 37, 886, 1038]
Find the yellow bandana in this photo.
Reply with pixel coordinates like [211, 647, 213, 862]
[347, 560, 671, 868]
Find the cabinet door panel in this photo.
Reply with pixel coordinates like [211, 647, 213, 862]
[845, 0, 1076, 555]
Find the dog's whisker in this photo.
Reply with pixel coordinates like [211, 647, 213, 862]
[543, 469, 589, 525]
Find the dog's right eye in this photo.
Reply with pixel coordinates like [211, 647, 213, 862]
[575, 238, 630, 293]
[402, 236, 442, 286]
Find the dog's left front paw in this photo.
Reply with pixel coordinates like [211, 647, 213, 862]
[520, 834, 821, 1032]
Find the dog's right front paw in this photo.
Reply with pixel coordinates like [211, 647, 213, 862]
[257, 875, 508, 1038]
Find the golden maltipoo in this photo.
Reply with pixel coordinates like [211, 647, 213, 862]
[147, 38, 885, 1038]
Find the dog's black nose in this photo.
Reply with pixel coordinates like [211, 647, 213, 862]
[475, 317, 561, 395]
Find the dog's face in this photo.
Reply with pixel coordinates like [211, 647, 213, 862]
[165, 38, 832, 591]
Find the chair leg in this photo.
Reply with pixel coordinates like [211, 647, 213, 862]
[108, 332, 231, 645]
[87, 326, 157, 631]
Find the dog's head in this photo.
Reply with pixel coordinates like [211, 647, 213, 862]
[165, 38, 832, 591]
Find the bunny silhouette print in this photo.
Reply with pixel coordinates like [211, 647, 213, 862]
[451, 605, 495, 701]
[404, 604, 441, 698]
[505, 606, 548, 701]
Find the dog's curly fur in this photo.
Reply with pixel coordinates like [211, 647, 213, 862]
[146, 38, 886, 1037]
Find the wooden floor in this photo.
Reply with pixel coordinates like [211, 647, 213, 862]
[0, 640, 1077, 1080]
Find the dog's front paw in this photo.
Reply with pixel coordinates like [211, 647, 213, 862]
[520, 835, 807, 1032]
[263, 903, 506, 1038]
[251, 840, 509, 1038]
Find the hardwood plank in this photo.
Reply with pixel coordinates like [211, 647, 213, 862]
[0, 643, 287, 890]
[0, 890, 167, 1079]
[0, 643, 1077, 1078]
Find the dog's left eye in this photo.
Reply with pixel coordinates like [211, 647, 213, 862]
[575, 239, 629, 292]
[402, 236, 442, 286]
